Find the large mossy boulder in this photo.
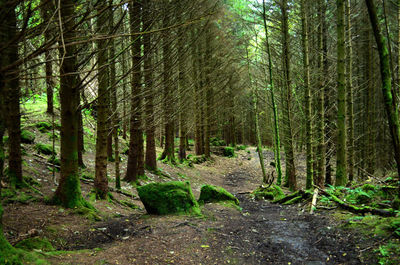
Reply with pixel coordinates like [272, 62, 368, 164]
[36, 143, 56, 155]
[198, 184, 239, 205]
[223, 147, 235, 157]
[21, 129, 35, 144]
[137, 181, 200, 215]
[252, 185, 284, 201]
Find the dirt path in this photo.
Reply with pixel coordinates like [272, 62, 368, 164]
[46, 148, 367, 264]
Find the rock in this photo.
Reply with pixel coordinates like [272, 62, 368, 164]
[137, 181, 200, 215]
[198, 184, 239, 205]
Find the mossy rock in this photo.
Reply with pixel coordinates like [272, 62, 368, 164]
[21, 130, 35, 144]
[198, 184, 239, 205]
[137, 181, 200, 215]
[35, 121, 52, 131]
[236, 145, 247, 151]
[223, 147, 235, 157]
[36, 143, 56, 156]
[355, 192, 371, 204]
[15, 237, 55, 252]
[252, 185, 284, 201]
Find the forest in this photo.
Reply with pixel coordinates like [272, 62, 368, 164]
[1, 0, 400, 264]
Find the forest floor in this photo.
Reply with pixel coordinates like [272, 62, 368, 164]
[1, 101, 390, 264]
[3, 139, 379, 264]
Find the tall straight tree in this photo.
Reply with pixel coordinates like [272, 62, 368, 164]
[3, 0, 22, 188]
[335, 0, 347, 186]
[126, 0, 144, 182]
[301, 0, 313, 189]
[94, 1, 110, 198]
[41, 0, 55, 114]
[143, 0, 157, 170]
[262, 0, 282, 185]
[346, 0, 355, 183]
[365, 0, 400, 196]
[53, 0, 86, 208]
[280, 0, 296, 191]
[177, 0, 187, 161]
[160, 2, 175, 162]
[316, 0, 326, 188]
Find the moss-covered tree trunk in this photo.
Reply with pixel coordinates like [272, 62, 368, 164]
[280, 0, 296, 191]
[301, 0, 313, 190]
[4, 0, 23, 188]
[126, 0, 145, 181]
[143, 0, 157, 171]
[94, 1, 109, 198]
[346, 0, 355, 183]
[335, 0, 347, 187]
[365, 0, 400, 197]
[53, 0, 85, 208]
[263, 0, 282, 185]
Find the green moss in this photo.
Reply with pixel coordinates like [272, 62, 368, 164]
[21, 130, 35, 144]
[35, 122, 52, 131]
[223, 147, 235, 157]
[362, 184, 377, 192]
[47, 156, 60, 166]
[210, 137, 226, 146]
[189, 155, 207, 164]
[252, 185, 284, 201]
[137, 181, 200, 215]
[35, 143, 56, 156]
[198, 184, 239, 205]
[15, 237, 54, 252]
[392, 197, 400, 210]
[120, 200, 140, 210]
[236, 145, 247, 151]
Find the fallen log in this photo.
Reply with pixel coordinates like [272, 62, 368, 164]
[273, 190, 311, 204]
[316, 186, 395, 217]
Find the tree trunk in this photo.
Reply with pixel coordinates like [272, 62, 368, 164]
[346, 0, 355, 183]
[280, 0, 296, 191]
[301, 0, 313, 190]
[263, 0, 282, 185]
[316, 0, 326, 188]
[159, 2, 175, 162]
[110, 0, 120, 190]
[53, 0, 85, 208]
[365, 0, 400, 197]
[4, 0, 22, 188]
[335, 0, 347, 186]
[94, 1, 110, 199]
[126, 0, 144, 182]
[143, 0, 157, 171]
